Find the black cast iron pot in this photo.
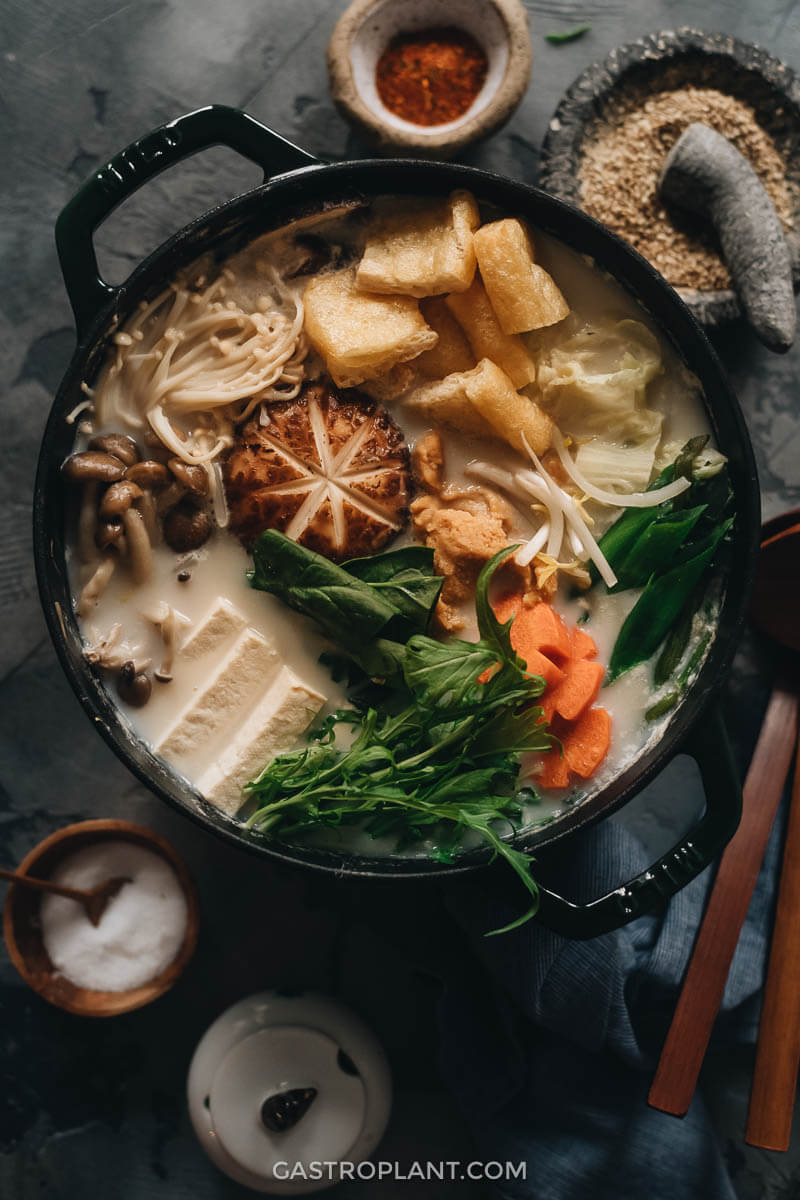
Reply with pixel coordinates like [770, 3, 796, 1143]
[35, 106, 760, 939]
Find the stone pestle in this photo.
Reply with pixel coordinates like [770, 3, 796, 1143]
[659, 122, 796, 353]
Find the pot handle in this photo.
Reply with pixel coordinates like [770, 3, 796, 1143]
[533, 705, 742, 939]
[55, 104, 319, 338]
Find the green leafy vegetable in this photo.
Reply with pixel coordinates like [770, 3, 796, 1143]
[249, 530, 444, 662]
[342, 546, 444, 632]
[246, 546, 553, 935]
[545, 24, 591, 44]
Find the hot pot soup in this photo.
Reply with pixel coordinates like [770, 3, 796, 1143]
[61, 194, 732, 925]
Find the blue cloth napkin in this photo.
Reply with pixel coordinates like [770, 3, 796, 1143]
[438, 804, 786, 1200]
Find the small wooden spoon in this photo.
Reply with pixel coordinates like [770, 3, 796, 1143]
[745, 523, 800, 1150]
[0, 866, 131, 927]
[648, 520, 800, 1118]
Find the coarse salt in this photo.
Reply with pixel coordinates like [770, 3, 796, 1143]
[40, 841, 188, 992]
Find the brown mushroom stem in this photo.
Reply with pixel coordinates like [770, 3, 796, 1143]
[76, 482, 100, 563]
[122, 508, 153, 584]
[137, 491, 160, 542]
[78, 553, 116, 616]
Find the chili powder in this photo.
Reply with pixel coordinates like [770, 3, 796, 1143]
[375, 27, 488, 126]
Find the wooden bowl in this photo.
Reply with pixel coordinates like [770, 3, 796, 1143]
[3, 819, 199, 1017]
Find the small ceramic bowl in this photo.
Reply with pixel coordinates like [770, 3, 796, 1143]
[3, 819, 199, 1017]
[327, 0, 532, 158]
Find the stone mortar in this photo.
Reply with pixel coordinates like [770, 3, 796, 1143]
[538, 27, 800, 328]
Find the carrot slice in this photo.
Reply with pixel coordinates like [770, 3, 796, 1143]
[571, 626, 598, 660]
[515, 602, 572, 661]
[524, 647, 565, 689]
[493, 590, 523, 625]
[551, 658, 605, 722]
[562, 707, 612, 778]
[537, 746, 570, 789]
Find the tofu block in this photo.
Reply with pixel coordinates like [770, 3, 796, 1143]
[197, 666, 325, 815]
[180, 596, 247, 660]
[474, 218, 570, 334]
[303, 268, 438, 388]
[403, 372, 497, 439]
[461, 359, 553, 456]
[446, 277, 537, 388]
[156, 628, 281, 762]
[416, 297, 475, 378]
[356, 191, 479, 298]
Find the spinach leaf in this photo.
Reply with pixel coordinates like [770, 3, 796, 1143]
[343, 545, 443, 633]
[249, 530, 442, 651]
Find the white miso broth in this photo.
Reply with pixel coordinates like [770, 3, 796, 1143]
[63, 194, 726, 861]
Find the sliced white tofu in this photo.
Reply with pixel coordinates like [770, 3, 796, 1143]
[180, 596, 247, 660]
[197, 666, 326, 815]
[155, 628, 281, 763]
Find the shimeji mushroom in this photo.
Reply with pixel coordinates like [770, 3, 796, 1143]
[89, 432, 140, 468]
[125, 459, 170, 540]
[100, 479, 152, 584]
[61, 450, 126, 563]
[77, 553, 118, 617]
[156, 457, 210, 515]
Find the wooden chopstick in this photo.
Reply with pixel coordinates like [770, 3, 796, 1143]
[648, 677, 799, 1117]
[745, 725, 800, 1150]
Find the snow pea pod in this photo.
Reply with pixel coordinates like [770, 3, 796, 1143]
[607, 519, 732, 682]
[611, 504, 707, 592]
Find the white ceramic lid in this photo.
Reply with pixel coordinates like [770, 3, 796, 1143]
[187, 991, 392, 1194]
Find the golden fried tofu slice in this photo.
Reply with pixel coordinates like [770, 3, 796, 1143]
[356, 191, 479, 298]
[416, 297, 475, 378]
[445, 277, 537, 388]
[462, 359, 552, 456]
[474, 218, 570, 334]
[403, 372, 497, 439]
[303, 268, 438, 388]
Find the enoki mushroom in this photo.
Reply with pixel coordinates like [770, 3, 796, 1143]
[92, 267, 309, 521]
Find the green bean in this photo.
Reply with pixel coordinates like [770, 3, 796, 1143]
[607, 526, 729, 682]
[646, 692, 679, 721]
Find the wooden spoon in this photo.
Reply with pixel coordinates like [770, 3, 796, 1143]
[745, 524, 800, 1150]
[0, 866, 131, 927]
[648, 521, 800, 1117]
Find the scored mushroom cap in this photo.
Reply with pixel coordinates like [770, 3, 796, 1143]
[125, 460, 170, 488]
[100, 479, 144, 517]
[62, 450, 127, 484]
[168, 458, 209, 496]
[88, 433, 140, 467]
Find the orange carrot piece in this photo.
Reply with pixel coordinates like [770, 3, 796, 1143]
[524, 647, 565, 690]
[537, 746, 570, 790]
[552, 658, 605, 722]
[516, 602, 571, 662]
[571, 626, 598, 660]
[493, 590, 523, 625]
[563, 707, 611, 778]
